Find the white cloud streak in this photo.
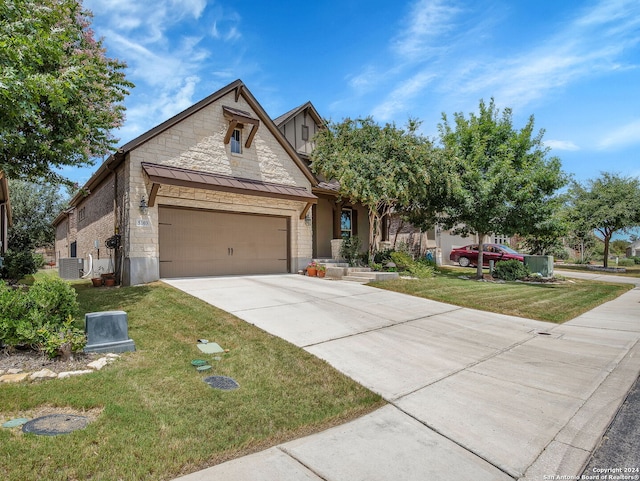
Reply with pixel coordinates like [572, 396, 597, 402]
[360, 0, 640, 121]
[597, 119, 640, 149]
[545, 140, 580, 151]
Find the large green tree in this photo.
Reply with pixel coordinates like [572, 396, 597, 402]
[567, 173, 640, 267]
[7, 180, 67, 250]
[436, 99, 568, 278]
[311, 117, 433, 259]
[0, 0, 133, 184]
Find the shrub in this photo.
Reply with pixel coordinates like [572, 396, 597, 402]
[340, 236, 362, 266]
[373, 248, 394, 265]
[408, 260, 436, 279]
[616, 258, 635, 267]
[0, 249, 37, 282]
[493, 260, 530, 281]
[632, 256, 640, 265]
[33, 253, 45, 269]
[0, 276, 84, 357]
[389, 251, 413, 271]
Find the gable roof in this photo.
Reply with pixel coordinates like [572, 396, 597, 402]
[273, 101, 324, 129]
[120, 79, 317, 187]
[66, 80, 319, 209]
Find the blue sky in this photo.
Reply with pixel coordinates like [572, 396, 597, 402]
[72, 0, 639, 191]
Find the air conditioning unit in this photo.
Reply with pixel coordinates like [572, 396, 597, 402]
[59, 258, 84, 280]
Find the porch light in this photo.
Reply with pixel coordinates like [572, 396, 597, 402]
[139, 196, 149, 214]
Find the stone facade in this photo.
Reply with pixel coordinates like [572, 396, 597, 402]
[55, 81, 317, 285]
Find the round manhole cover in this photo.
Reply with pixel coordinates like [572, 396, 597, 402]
[22, 414, 89, 436]
[203, 376, 239, 391]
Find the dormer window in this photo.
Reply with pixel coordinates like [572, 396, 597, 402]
[231, 128, 242, 154]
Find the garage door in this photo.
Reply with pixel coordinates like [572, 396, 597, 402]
[159, 206, 289, 278]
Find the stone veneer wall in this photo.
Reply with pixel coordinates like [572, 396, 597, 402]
[123, 89, 313, 285]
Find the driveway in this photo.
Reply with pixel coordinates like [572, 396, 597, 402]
[165, 275, 640, 481]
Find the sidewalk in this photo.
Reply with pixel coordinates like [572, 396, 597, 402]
[167, 274, 640, 481]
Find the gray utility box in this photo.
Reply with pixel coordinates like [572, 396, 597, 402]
[84, 311, 135, 353]
[523, 255, 554, 277]
[59, 258, 84, 279]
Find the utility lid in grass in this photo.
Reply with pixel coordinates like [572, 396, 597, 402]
[197, 342, 224, 354]
[2, 418, 29, 428]
[203, 376, 239, 391]
[22, 414, 89, 436]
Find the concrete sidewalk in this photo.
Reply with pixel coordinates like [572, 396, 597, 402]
[166, 275, 640, 481]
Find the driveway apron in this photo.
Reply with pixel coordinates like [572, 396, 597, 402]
[165, 275, 640, 481]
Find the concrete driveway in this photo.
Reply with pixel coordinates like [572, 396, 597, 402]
[165, 275, 640, 481]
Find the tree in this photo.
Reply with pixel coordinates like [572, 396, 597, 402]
[311, 117, 433, 260]
[7, 179, 67, 250]
[610, 239, 629, 256]
[436, 99, 568, 278]
[0, 0, 133, 184]
[567, 173, 640, 267]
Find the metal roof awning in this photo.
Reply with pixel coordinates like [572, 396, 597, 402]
[141, 163, 317, 218]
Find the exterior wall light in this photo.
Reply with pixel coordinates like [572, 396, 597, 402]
[139, 196, 149, 214]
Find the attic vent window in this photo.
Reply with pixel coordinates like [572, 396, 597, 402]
[222, 105, 259, 149]
[301, 124, 309, 141]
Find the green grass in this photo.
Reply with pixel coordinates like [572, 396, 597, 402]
[370, 267, 633, 323]
[555, 263, 640, 278]
[0, 281, 383, 481]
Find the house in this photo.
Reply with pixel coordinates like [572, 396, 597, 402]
[274, 101, 369, 258]
[0, 172, 11, 258]
[54, 80, 369, 285]
[627, 240, 640, 258]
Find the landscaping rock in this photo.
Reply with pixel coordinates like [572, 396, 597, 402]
[0, 372, 30, 383]
[58, 370, 93, 379]
[87, 358, 109, 370]
[7, 368, 23, 374]
[30, 369, 58, 380]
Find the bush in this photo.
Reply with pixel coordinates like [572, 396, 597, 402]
[340, 236, 362, 266]
[632, 256, 640, 265]
[33, 252, 45, 269]
[373, 248, 394, 265]
[493, 260, 530, 281]
[390, 251, 413, 271]
[0, 276, 84, 357]
[616, 258, 635, 267]
[0, 249, 37, 282]
[408, 260, 436, 279]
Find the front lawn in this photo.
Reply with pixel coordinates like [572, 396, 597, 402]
[370, 267, 633, 323]
[555, 263, 640, 278]
[0, 281, 383, 481]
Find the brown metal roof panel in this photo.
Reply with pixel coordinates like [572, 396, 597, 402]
[141, 162, 317, 202]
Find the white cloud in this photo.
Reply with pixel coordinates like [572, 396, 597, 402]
[371, 71, 436, 120]
[597, 119, 640, 149]
[392, 0, 461, 60]
[545, 140, 580, 151]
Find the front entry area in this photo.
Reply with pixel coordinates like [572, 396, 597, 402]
[159, 206, 289, 278]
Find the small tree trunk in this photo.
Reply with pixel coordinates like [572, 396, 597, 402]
[393, 219, 404, 249]
[476, 235, 486, 279]
[603, 235, 611, 268]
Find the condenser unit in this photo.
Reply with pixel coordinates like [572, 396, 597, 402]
[59, 258, 84, 279]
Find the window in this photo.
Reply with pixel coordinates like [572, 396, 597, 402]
[341, 208, 352, 238]
[493, 234, 509, 245]
[78, 207, 86, 221]
[231, 128, 242, 154]
[301, 124, 309, 141]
